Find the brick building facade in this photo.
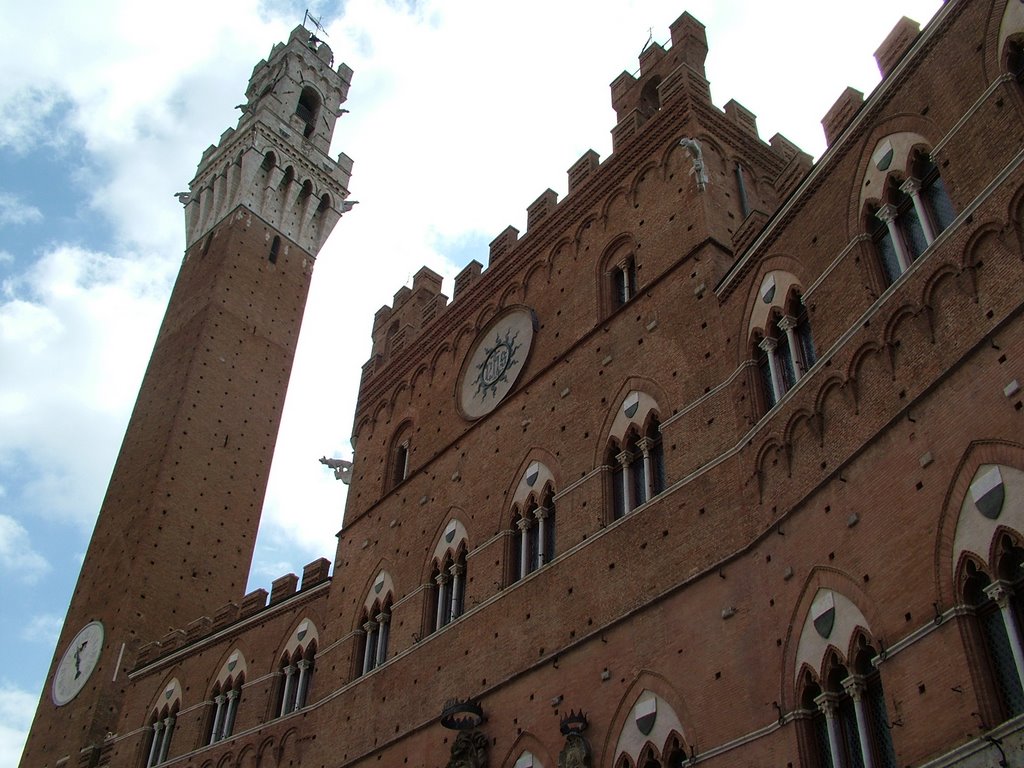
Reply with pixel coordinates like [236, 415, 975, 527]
[21, 1, 1024, 766]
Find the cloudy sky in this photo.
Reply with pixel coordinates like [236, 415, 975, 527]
[0, 0, 941, 763]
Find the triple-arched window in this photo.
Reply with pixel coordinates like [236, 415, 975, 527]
[754, 298, 815, 410]
[799, 638, 897, 768]
[866, 146, 955, 286]
[276, 641, 316, 716]
[143, 697, 180, 767]
[430, 549, 467, 631]
[206, 673, 244, 745]
[360, 593, 393, 674]
[609, 417, 665, 519]
[510, 487, 557, 582]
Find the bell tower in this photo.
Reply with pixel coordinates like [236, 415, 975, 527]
[20, 25, 354, 768]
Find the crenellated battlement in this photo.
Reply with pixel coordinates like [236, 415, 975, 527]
[365, 267, 448, 370]
[134, 558, 332, 670]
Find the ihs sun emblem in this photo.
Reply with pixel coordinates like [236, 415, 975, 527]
[473, 329, 521, 401]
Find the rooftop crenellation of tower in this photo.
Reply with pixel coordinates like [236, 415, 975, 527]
[182, 24, 355, 254]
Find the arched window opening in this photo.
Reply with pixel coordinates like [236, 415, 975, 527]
[276, 643, 315, 717]
[393, 441, 409, 487]
[964, 556, 1024, 719]
[810, 648, 897, 768]
[144, 703, 178, 767]
[430, 551, 466, 631]
[639, 76, 662, 116]
[869, 151, 956, 286]
[510, 487, 556, 583]
[609, 421, 663, 519]
[911, 152, 956, 238]
[1008, 39, 1024, 84]
[361, 596, 392, 674]
[869, 206, 902, 286]
[269, 235, 280, 264]
[296, 86, 321, 139]
[801, 677, 833, 768]
[853, 644, 897, 768]
[612, 256, 638, 308]
[206, 674, 244, 745]
[754, 298, 815, 411]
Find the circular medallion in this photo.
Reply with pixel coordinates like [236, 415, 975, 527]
[459, 307, 536, 419]
[52, 621, 104, 706]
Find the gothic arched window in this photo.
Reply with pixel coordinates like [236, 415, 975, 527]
[276, 642, 316, 716]
[296, 85, 321, 139]
[868, 147, 955, 286]
[144, 701, 179, 767]
[430, 550, 466, 631]
[612, 255, 638, 308]
[360, 595, 393, 674]
[753, 293, 815, 411]
[206, 674, 244, 745]
[962, 553, 1024, 721]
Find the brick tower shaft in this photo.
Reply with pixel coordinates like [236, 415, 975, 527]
[20, 25, 354, 767]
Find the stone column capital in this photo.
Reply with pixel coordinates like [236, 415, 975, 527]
[616, 449, 634, 468]
[533, 505, 549, 521]
[875, 203, 899, 223]
[984, 579, 1014, 606]
[375, 610, 391, 625]
[899, 176, 923, 195]
[813, 691, 841, 717]
[758, 336, 778, 353]
[777, 314, 798, 332]
[362, 619, 377, 633]
[516, 517, 532, 532]
[840, 673, 868, 701]
[636, 436, 656, 457]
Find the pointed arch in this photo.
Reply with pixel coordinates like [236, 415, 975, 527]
[603, 671, 693, 768]
[935, 441, 1024, 605]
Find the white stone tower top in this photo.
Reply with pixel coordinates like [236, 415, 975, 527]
[182, 24, 354, 254]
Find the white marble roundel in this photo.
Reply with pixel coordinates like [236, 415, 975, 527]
[459, 308, 535, 419]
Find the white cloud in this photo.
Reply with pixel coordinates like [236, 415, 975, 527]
[0, 682, 36, 768]
[0, 245, 174, 528]
[20, 614, 63, 647]
[0, 194, 41, 227]
[0, 515, 49, 583]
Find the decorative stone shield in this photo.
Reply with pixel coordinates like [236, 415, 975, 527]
[971, 466, 1005, 520]
[873, 139, 894, 171]
[760, 274, 776, 304]
[444, 520, 458, 544]
[635, 693, 657, 735]
[526, 461, 541, 487]
[811, 590, 836, 639]
[374, 572, 386, 595]
[623, 391, 640, 419]
[297, 621, 309, 641]
[227, 652, 238, 672]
